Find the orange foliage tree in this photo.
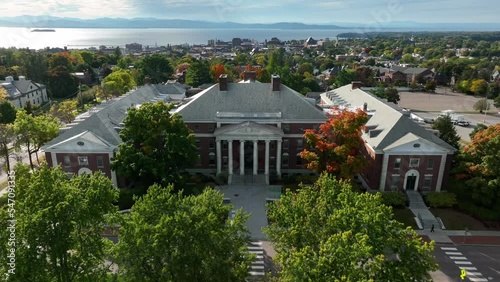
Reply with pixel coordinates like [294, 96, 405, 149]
[210, 63, 227, 82]
[300, 108, 369, 180]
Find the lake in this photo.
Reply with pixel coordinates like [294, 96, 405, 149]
[1, 27, 369, 49]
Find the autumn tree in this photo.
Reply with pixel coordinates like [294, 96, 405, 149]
[113, 184, 253, 281]
[111, 101, 197, 188]
[473, 98, 490, 113]
[49, 99, 78, 123]
[470, 79, 488, 96]
[432, 115, 461, 149]
[301, 109, 368, 180]
[265, 174, 437, 281]
[0, 164, 119, 281]
[210, 63, 227, 82]
[469, 123, 488, 139]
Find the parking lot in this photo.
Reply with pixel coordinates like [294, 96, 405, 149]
[398, 90, 500, 142]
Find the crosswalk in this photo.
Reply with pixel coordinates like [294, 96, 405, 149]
[440, 247, 488, 282]
[248, 241, 265, 277]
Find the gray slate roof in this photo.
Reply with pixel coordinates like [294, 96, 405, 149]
[176, 82, 327, 122]
[323, 85, 456, 153]
[43, 85, 165, 149]
[0, 79, 45, 98]
[153, 83, 185, 95]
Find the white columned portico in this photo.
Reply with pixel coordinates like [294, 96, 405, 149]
[253, 140, 258, 175]
[51, 152, 58, 166]
[264, 140, 270, 175]
[276, 140, 282, 177]
[216, 140, 222, 174]
[240, 140, 245, 175]
[435, 153, 448, 192]
[228, 141, 233, 175]
[379, 153, 390, 191]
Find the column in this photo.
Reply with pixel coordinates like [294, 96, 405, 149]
[435, 153, 448, 192]
[276, 140, 282, 177]
[264, 140, 270, 175]
[379, 154, 390, 191]
[51, 152, 58, 166]
[253, 140, 258, 175]
[240, 140, 245, 175]
[109, 152, 118, 187]
[216, 140, 222, 174]
[228, 141, 233, 175]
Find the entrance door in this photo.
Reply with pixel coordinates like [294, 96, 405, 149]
[406, 175, 417, 190]
[244, 142, 253, 172]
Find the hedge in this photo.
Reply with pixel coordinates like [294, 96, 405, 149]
[426, 192, 457, 208]
[381, 192, 407, 208]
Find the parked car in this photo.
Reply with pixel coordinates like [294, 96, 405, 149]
[455, 120, 470, 127]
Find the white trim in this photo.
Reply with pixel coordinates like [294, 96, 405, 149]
[240, 140, 245, 175]
[51, 152, 58, 166]
[216, 140, 222, 174]
[228, 141, 233, 175]
[276, 140, 282, 176]
[435, 154, 447, 192]
[253, 140, 258, 175]
[379, 154, 390, 191]
[403, 170, 420, 191]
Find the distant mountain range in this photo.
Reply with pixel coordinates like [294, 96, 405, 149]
[0, 16, 499, 30]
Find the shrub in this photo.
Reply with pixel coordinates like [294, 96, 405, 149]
[0, 195, 8, 207]
[215, 172, 229, 185]
[381, 192, 407, 208]
[426, 192, 457, 208]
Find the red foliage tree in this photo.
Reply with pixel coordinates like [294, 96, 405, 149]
[210, 63, 227, 82]
[300, 108, 369, 180]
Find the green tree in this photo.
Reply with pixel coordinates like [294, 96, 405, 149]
[432, 115, 461, 149]
[47, 66, 80, 99]
[139, 54, 174, 84]
[297, 62, 314, 75]
[0, 124, 14, 171]
[301, 109, 368, 180]
[473, 98, 490, 113]
[0, 100, 17, 124]
[400, 53, 416, 64]
[494, 95, 500, 109]
[265, 174, 437, 281]
[14, 110, 59, 169]
[424, 80, 437, 92]
[49, 99, 78, 123]
[334, 69, 357, 88]
[112, 101, 197, 187]
[185, 60, 212, 87]
[102, 69, 136, 96]
[385, 86, 400, 103]
[0, 164, 119, 281]
[470, 79, 488, 96]
[114, 184, 253, 281]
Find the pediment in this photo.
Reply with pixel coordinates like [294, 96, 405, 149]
[214, 122, 283, 140]
[384, 133, 448, 155]
[45, 131, 114, 153]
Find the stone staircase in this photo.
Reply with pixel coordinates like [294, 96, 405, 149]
[247, 241, 265, 278]
[230, 173, 267, 186]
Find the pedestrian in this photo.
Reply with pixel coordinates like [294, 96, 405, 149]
[430, 224, 435, 232]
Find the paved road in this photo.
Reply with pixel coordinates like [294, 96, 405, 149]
[0, 148, 41, 197]
[433, 244, 500, 282]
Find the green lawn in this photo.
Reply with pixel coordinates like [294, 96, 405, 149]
[392, 208, 418, 229]
[430, 208, 487, 230]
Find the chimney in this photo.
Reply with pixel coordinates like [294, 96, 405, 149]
[363, 102, 368, 111]
[243, 71, 256, 81]
[19, 76, 26, 81]
[351, 81, 362, 90]
[5, 76, 13, 83]
[271, 75, 280, 92]
[144, 76, 152, 85]
[219, 74, 228, 91]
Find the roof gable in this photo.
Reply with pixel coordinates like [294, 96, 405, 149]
[214, 122, 283, 140]
[45, 131, 114, 153]
[384, 132, 449, 154]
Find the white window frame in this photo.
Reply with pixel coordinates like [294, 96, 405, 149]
[78, 156, 88, 166]
[409, 158, 420, 168]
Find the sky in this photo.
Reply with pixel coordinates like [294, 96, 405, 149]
[2, 0, 499, 24]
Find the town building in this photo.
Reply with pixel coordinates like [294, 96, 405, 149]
[319, 83, 456, 192]
[0, 76, 49, 108]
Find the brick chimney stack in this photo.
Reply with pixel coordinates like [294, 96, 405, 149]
[144, 76, 152, 85]
[351, 81, 362, 90]
[271, 75, 280, 92]
[219, 74, 228, 91]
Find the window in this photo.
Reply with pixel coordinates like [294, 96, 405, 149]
[223, 156, 228, 168]
[196, 154, 202, 167]
[209, 152, 216, 167]
[271, 142, 276, 151]
[394, 158, 401, 169]
[208, 124, 215, 133]
[282, 124, 290, 133]
[63, 156, 71, 167]
[194, 125, 200, 132]
[96, 156, 104, 168]
[427, 159, 434, 169]
[298, 125, 305, 133]
[270, 156, 276, 168]
[409, 158, 420, 168]
[209, 139, 215, 150]
[297, 139, 303, 150]
[296, 153, 303, 166]
[391, 174, 400, 190]
[222, 140, 228, 150]
[195, 139, 201, 150]
[78, 156, 88, 166]
[283, 139, 289, 150]
[282, 153, 289, 167]
[423, 175, 433, 188]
